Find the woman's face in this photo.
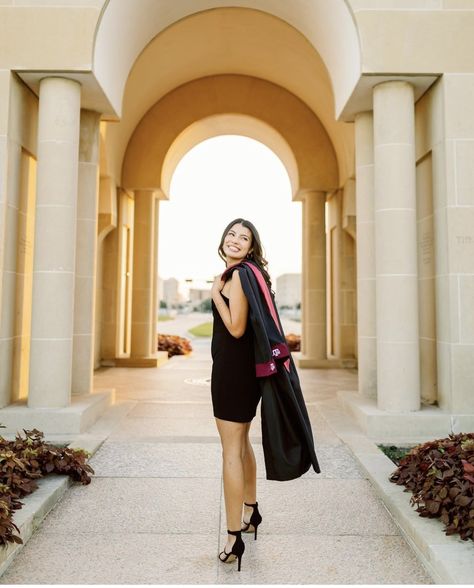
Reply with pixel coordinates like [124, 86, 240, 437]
[223, 223, 253, 262]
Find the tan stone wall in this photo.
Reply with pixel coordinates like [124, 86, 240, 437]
[0, 73, 38, 407]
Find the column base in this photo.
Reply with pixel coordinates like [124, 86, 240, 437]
[337, 390, 474, 443]
[0, 390, 114, 436]
[112, 352, 169, 368]
[296, 353, 357, 369]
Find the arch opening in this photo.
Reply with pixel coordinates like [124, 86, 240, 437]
[159, 135, 302, 300]
[161, 114, 299, 200]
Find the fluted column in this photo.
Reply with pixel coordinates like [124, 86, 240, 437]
[373, 80, 420, 412]
[299, 191, 327, 367]
[28, 77, 81, 408]
[72, 110, 101, 395]
[355, 111, 377, 398]
[130, 190, 159, 359]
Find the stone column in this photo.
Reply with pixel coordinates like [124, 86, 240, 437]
[299, 191, 327, 367]
[354, 111, 377, 398]
[72, 110, 101, 395]
[28, 77, 81, 408]
[130, 190, 159, 362]
[373, 81, 420, 412]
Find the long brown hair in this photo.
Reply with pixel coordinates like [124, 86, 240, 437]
[218, 218, 273, 291]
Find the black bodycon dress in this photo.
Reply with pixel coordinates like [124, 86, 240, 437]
[211, 294, 262, 422]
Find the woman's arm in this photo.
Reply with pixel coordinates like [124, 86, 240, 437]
[211, 270, 249, 338]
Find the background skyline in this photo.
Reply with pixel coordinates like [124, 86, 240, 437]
[158, 135, 302, 285]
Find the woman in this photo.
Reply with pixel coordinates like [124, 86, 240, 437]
[210, 218, 269, 572]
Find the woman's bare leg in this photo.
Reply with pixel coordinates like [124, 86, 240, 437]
[242, 421, 258, 526]
[215, 417, 248, 557]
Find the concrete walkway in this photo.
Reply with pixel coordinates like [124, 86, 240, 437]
[0, 338, 434, 584]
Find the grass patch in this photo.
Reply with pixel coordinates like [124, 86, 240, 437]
[378, 444, 414, 465]
[188, 322, 213, 337]
[158, 315, 174, 322]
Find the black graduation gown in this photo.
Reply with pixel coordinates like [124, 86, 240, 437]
[221, 260, 321, 481]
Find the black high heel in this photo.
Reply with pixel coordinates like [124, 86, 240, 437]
[218, 529, 245, 572]
[241, 501, 262, 540]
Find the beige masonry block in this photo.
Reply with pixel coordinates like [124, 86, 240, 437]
[75, 217, 96, 276]
[350, 0, 442, 7]
[432, 141, 455, 209]
[77, 164, 100, 219]
[306, 290, 326, 324]
[459, 276, 474, 344]
[31, 272, 75, 340]
[73, 274, 95, 334]
[36, 141, 79, 206]
[375, 209, 418, 276]
[28, 339, 73, 408]
[358, 337, 377, 396]
[373, 146, 417, 209]
[377, 340, 421, 412]
[434, 274, 459, 344]
[455, 140, 474, 205]
[443, 74, 474, 140]
[418, 217, 435, 279]
[33, 205, 76, 272]
[357, 278, 376, 337]
[416, 154, 434, 220]
[0, 270, 15, 339]
[418, 279, 437, 340]
[433, 207, 449, 276]
[357, 12, 474, 73]
[451, 344, 474, 412]
[0, 7, 99, 69]
[436, 341, 452, 410]
[415, 77, 443, 160]
[447, 207, 474, 273]
[376, 275, 419, 342]
[420, 338, 437, 405]
[9, 75, 38, 155]
[443, 0, 474, 7]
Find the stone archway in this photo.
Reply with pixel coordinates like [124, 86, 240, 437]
[100, 73, 341, 369]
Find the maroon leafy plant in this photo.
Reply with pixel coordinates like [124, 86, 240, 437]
[0, 425, 94, 546]
[389, 432, 474, 541]
[157, 333, 193, 357]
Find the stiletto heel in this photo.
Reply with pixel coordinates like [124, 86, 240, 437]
[218, 529, 245, 571]
[241, 501, 262, 540]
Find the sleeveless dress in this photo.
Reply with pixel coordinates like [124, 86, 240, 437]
[211, 294, 262, 422]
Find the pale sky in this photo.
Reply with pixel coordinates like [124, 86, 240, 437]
[158, 135, 302, 286]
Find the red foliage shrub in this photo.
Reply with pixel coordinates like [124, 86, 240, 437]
[0, 426, 94, 546]
[285, 333, 301, 352]
[157, 334, 193, 357]
[389, 432, 474, 541]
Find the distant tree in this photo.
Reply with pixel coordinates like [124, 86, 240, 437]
[159, 300, 167, 309]
[195, 298, 212, 312]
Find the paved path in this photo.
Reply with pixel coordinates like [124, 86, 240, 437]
[1, 339, 434, 584]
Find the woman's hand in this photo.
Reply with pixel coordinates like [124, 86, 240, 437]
[211, 274, 225, 297]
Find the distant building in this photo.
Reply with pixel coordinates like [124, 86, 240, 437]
[189, 288, 211, 303]
[276, 273, 301, 307]
[162, 277, 180, 307]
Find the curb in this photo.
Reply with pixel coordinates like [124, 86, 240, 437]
[0, 400, 134, 578]
[319, 401, 474, 585]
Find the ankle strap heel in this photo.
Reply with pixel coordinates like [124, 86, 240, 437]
[219, 530, 245, 572]
[242, 502, 263, 540]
